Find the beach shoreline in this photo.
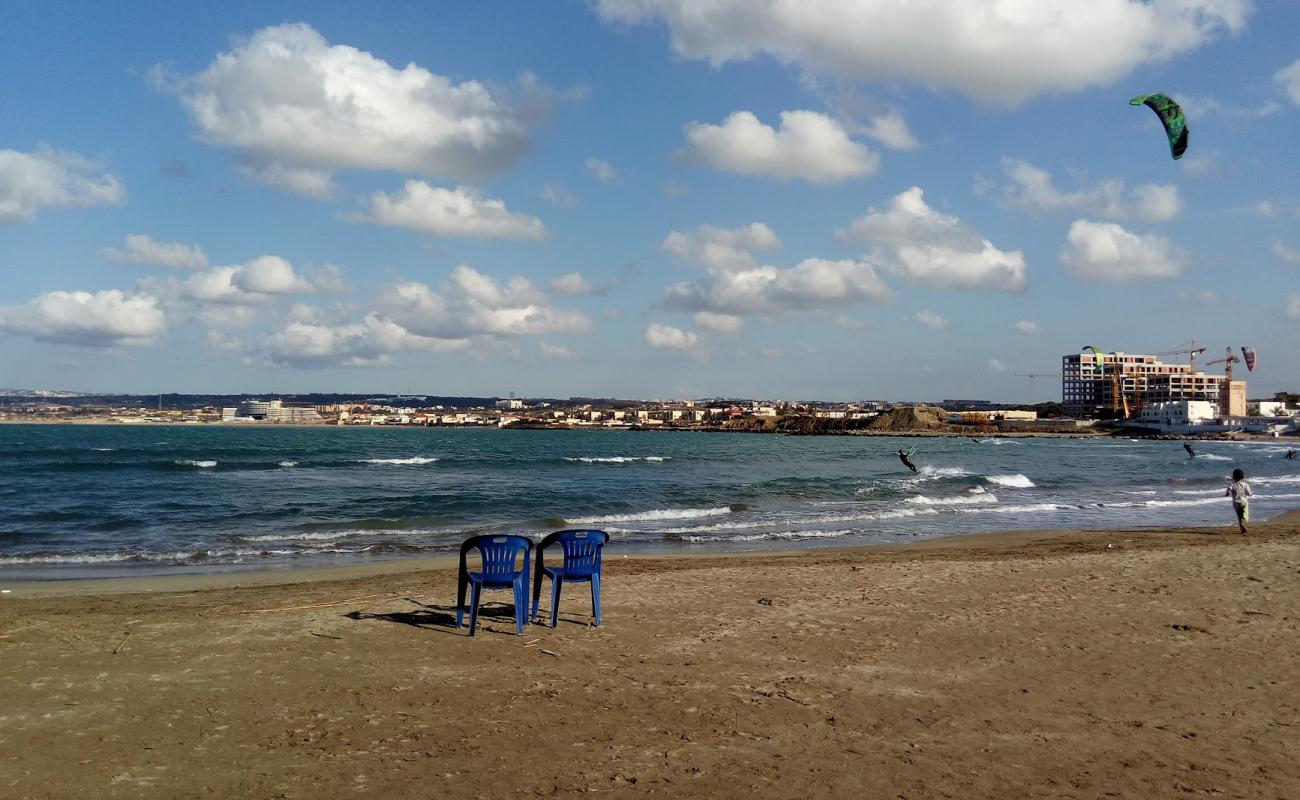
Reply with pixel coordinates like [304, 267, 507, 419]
[3, 513, 1299, 798]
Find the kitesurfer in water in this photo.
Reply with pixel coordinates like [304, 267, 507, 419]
[897, 448, 918, 473]
[1184, 442, 1196, 458]
[1287, 448, 1296, 460]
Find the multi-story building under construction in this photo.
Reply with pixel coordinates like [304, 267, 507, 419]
[1061, 351, 1246, 417]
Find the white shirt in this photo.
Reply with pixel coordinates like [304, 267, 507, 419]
[1226, 480, 1253, 503]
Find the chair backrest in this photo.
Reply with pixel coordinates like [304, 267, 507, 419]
[542, 529, 608, 577]
[462, 534, 533, 580]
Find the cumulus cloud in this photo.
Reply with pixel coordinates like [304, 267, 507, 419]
[375, 265, 591, 339]
[1177, 95, 1281, 120]
[0, 146, 124, 222]
[1273, 239, 1300, 265]
[264, 314, 466, 368]
[1287, 293, 1300, 321]
[644, 323, 697, 350]
[863, 111, 921, 151]
[173, 23, 546, 191]
[1276, 60, 1300, 105]
[102, 234, 209, 270]
[585, 157, 616, 182]
[595, 0, 1250, 106]
[992, 159, 1180, 222]
[0, 290, 164, 346]
[666, 257, 894, 315]
[837, 187, 1026, 291]
[1011, 320, 1041, 335]
[664, 222, 781, 271]
[693, 311, 743, 332]
[1059, 219, 1182, 281]
[908, 310, 950, 329]
[236, 159, 337, 199]
[679, 110, 878, 183]
[355, 181, 546, 240]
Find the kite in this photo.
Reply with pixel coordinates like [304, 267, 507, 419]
[1130, 93, 1188, 160]
[1082, 345, 1105, 374]
[1241, 346, 1257, 372]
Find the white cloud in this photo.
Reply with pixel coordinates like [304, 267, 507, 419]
[664, 223, 781, 271]
[174, 23, 544, 190]
[661, 180, 688, 196]
[993, 159, 1180, 222]
[831, 314, 872, 332]
[101, 234, 208, 270]
[666, 257, 894, 315]
[1273, 239, 1300, 265]
[1276, 60, 1300, 105]
[0, 290, 164, 346]
[1287, 293, 1300, 321]
[1177, 95, 1281, 120]
[837, 187, 1026, 291]
[1011, 320, 1041, 335]
[142, 255, 329, 320]
[585, 157, 616, 182]
[596, 0, 1250, 106]
[236, 160, 337, 199]
[0, 146, 123, 222]
[693, 311, 743, 332]
[547, 272, 595, 295]
[863, 111, 921, 151]
[540, 342, 575, 359]
[357, 181, 546, 240]
[376, 265, 591, 339]
[645, 323, 698, 350]
[988, 358, 1009, 372]
[1059, 219, 1182, 281]
[680, 110, 878, 183]
[264, 314, 466, 368]
[541, 183, 576, 207]
[908, 310, 950, 329]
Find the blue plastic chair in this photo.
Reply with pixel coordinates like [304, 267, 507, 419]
[456, 535, 533, 636]
[531, 529, 608, 628]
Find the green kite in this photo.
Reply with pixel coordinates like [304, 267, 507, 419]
[1130, 93, 1188, 160]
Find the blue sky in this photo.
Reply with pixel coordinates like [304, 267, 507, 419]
[2, 0, 1298, 401]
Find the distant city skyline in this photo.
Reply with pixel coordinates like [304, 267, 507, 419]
[2, 1, 1298, 402]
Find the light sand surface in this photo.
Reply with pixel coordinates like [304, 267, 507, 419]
[2, 516, 1299, 799]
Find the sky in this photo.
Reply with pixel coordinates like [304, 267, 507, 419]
[1, 0, 1298, 402]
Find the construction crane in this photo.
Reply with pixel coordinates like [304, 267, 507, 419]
[1205, 347, 1240, 381]
[1153, 341, 1208, 371]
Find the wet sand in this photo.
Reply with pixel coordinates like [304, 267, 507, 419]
[3, 515, 1299, 799]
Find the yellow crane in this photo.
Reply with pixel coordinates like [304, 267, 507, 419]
[1205, 347, 1240, 381]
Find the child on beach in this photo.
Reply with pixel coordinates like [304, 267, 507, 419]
[1225, 468, 1252, 534]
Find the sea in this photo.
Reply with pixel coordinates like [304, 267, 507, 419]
[1, 424, 1298, 580]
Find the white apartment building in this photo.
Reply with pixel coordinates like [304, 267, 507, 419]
[1062, 351, 1245, 417]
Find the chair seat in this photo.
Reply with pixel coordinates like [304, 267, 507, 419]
[468, 571, 519, 589]
[543, 565, 594, 581]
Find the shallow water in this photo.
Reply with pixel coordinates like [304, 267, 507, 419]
[1, 425, 1296, 579]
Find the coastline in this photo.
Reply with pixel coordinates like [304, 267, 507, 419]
[3, 512, 1298, 798]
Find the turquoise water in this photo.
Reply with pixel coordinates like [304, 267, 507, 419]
[1, 424, 1297, 579]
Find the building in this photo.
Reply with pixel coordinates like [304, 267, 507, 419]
[495, 398, 524, 410]
[232, 399, 322, 423]
[1062, 351, 1245, 417]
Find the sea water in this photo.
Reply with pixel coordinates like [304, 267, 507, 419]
[1, 424, 1297, 579]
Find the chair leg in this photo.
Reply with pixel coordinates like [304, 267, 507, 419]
[468, 582, 482, 637]
[592, 573, 601, 627]
[550, 575, 563, 628]
[514, 581, 526, 635]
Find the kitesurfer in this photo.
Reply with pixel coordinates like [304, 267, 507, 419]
[897, 448, 918, 473]
[1287, 448, 1296, 460]
[1184, 443, 1196, 458]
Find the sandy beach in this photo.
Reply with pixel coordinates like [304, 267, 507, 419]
[3, 515, 1299, 799]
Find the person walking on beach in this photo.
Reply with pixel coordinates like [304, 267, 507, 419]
[897, 448, 918, 473]
[1184, 442, 1196, 458]
[1225, 468, 1252, 534]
